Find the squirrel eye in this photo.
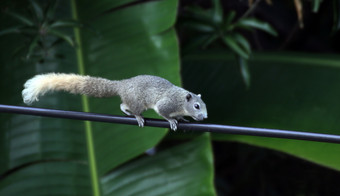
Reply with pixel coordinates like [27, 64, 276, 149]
[194, 103, 200, 110]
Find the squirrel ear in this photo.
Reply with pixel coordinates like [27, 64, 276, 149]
[198, 94, 201, 98]
[186, 93, 192, 102]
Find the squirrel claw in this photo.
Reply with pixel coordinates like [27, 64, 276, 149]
[168, 119, 178, 131]
[135, 115, 145, 127]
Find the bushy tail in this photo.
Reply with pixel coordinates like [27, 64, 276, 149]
[22, 73, 120, 105]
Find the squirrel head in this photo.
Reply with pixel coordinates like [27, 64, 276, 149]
[184, 93, 208, 121]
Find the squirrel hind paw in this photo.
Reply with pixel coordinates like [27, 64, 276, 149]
[167, 119, 178, 131]
[120, 103, 132, 116]
[134, 115, 145, 127]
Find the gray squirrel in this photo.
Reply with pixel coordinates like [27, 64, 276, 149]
[22, 73, 208, 130]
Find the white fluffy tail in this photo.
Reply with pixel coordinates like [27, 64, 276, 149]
[22, 73, 87, 105]
[22, 73, 119, 105]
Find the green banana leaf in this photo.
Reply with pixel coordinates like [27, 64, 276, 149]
[0, 0, 216, 195]
[0, 162, 91, 196]
[0, 134, 215, 196]
[182, 51, 340, 171]
[101, 134, 215, 196]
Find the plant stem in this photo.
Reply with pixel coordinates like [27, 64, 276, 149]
[71, 1, 101, 196]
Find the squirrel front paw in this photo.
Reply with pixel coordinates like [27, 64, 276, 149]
[134, 115, 145, 127]
[167, 119, 178, 131]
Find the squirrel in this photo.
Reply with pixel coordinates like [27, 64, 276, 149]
[22, 73, 208, 130]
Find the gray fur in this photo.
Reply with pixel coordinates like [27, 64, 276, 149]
[114, 75, 208, 130]
[83, 76, 120, 97]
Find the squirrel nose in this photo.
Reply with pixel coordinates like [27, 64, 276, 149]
[200, 113, 207, 119]
[196, 114, 206, 121]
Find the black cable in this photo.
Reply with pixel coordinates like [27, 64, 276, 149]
[1, 104, 340, 144]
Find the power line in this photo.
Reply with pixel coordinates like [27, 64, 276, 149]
[1, 104, 340, 144]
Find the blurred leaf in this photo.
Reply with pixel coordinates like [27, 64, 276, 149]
[185, 6, 214, 25]
[102, 134, 216, 196]
[238, 56, 250, 88]
[182, 34, 216, 53]
[236, 18, 278, 36]
[0, 162, 91, 196]
[182, 51, 340, 171]
[45, 0, 59, 21]
[223, 11, 236, 31]
[26, 35, 40, 59]
[50, 19, 83, 28]
[212, 0, 223, 24]
[6, 11, 34, 26]
[48, 29, 75, 46]
[234, 33, 251, 54]
[223, 34, 249, 59]
[0, 0, 78, 62]
[202, 33, 219, 48]
[183, 21, 215, 33]
[50, 37, 66, 48]
[0, 25, 24, 36]
[312, 0, 322, 13]
[30, 0, 43, 21]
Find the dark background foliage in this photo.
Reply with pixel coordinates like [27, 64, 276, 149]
[177, 0, 340, 195]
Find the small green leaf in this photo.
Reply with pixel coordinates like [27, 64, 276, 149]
[202, 33, 219, 48]
[50, 19, 83, 28]
[224, 11, 236, 31]
[234, 33, 251, 54]
[45, 0, 59, 21]
[312, 0, 322, 13]
[183, 35, 213, 53]
[48, 29, 75, 46]
[50, 38, 65, 48]
[26, 35, 40, 59]
[183, 21, 215, 33]
[185, 6, 214, 25]
[238, 55, 251, 88]
[0, 26, 24, 36]
[212, 0, 223, 24]
[183, 34, 219, 52]
[223, 34, 249, 59]
[30, 0, 43, 21]
[6, 11, 34, 26]
[236, 18, 278, 36]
